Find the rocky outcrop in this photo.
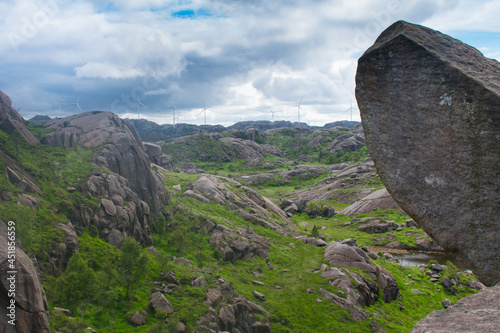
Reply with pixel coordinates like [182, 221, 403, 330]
[143, 142, 176, 172]
[1, 150, 43, 197]
[321, 241, 399, 306]
[0, 90, 39, 145]
[340, 188, 402, 216]
[198, 281, 271, 333]
[40, 112, 169, 246]
[209, 223, 271, 263]
[356, 21, 500, 285]
[411, 284, 500, 333]
[186, 175, 298, 234]
[0, 220, 51, 333]
[46, 223, 79, 272]
[244, 165, 327, 187]
[79, 171, 155, 246]
[42, 111, 168, 216]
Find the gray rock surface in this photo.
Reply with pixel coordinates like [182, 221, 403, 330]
[128, 310, 147, 327]
[340, 188, 401, 216]
[198, 281, 270, 333]
[0, 220, 50, 333]
[43, 111, 169, 216]
[411, 284, 500, 333]
[149, 291, 174, 313]
[322, 241, 399, 304]
[356, 20, 500, 285]
[80, 172, 154, 246]
[0, 90, 39, 144]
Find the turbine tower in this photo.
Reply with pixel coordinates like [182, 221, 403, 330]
[172, 104, 177, 127]
[268, 107, 280, 122]
[58, 98, 66, 113]
[199, 101, 209, 125]
[137, 97, 146, 119]
[344, 99, 357, 122]
[295, 97, 304, 122]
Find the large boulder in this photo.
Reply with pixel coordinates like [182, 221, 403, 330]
[356, 21, 500, 285]
[411, 284, 500, 333]
[322, 241, 399, 304]
[0, 220, 50, 333]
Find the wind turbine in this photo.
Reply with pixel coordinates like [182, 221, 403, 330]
[199, 101, 209, 125]
[137, 97, 146, 119]
[268, 107, 281, 122]
[171, 100, 182, 127]
[295, 97, 304, 123]
[344, 99, 357, 122]
[70, 95, 82, 112]
[58, 98, 66, 113]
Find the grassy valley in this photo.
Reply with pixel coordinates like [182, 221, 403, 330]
[0, 121, 480, 333]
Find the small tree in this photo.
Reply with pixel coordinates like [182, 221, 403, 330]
[56, 253, 96, 312]
[309, 225, 320, 238]
[151, 214, 167, 241]
[155, 250, 171, 273]
[117, 237, 149, 298]
[169, 226, 188, 254]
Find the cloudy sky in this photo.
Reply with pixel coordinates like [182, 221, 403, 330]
[1, 0, 499, 126]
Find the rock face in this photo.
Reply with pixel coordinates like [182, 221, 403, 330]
[356, 21, 500, 285]
[43, 111, 168, 215]
[0, 220, 51, 333]
[79, 172, 155, 246]
[41, 112, 169, 245]
[0, 90, 39, 144]
[411, 284, 500, 333]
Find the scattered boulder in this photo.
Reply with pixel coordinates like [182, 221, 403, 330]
[191, 276, 206, 287]
[441, 299, 452, 309]
[128, 310, 147, 327]
[17, 193, 41, 209]
[172, 257, 192, 267]
[252, 290, 266, 301]
[356, 20, 500, 286]
[149, 292, 174, 314]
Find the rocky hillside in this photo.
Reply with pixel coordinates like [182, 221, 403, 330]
[126, 118, 360, 142]
[0, 27, 491, 332]
[159, 123, 367, 172]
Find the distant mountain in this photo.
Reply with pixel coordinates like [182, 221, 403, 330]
[28, 115, 52, 125]
[127, 118, 359, 142]
[324, 120, 360, 129]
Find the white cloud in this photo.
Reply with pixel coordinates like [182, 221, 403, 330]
[74, 62, 144, 79]
[0, 0, 498, 126]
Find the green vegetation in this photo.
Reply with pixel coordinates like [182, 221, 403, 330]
[0, 125, 480, 333]
[118, 238, 150, 298]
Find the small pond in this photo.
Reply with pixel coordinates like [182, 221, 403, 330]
[369, 246, 469, 270]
